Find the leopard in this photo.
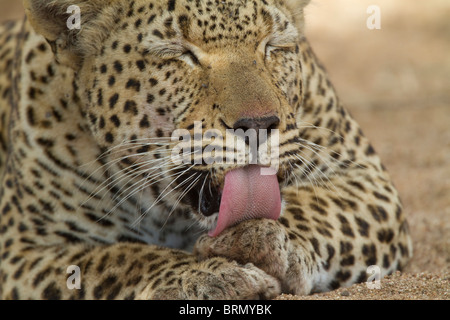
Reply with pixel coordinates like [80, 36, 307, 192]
[0, 0, 412, 299]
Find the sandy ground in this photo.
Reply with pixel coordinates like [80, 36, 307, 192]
[0, 0, 448, 300]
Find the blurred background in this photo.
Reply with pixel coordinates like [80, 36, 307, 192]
[0, 0, 449, 278]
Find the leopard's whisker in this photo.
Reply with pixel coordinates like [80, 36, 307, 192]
[286, 161, 301, 192]
[160, 172, 203, 231]
[86, 149, 186, 208]
[132, 164, 198, 227]
[81, 152, 177, 208]
[295, 143, 343, 197]
[197, 172, 209, 215]
[297, 119, 345, 140]
[106, 161, 191, 218]
[94, 162, 185, 221]
[94, 146, 197, 216]
[104, 160, 178, 209]
[79, 138, 173, 168]
[296, 138, 365, 170]
[78, 144, 172, 195]
[292, 154, 322, 200]
[294, 156, 335, 198]
[185, 218, 205, 233]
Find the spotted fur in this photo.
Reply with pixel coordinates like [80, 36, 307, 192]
[0, 0, 412, 299]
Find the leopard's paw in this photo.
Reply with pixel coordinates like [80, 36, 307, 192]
[194, 219, 290, 281]
[137, 259, 280, 300]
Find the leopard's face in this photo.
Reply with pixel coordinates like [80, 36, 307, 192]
[76, 0, 307, 233]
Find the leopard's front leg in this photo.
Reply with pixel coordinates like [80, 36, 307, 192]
[194, 218, 317, 295]
[1, 243, 280, 300]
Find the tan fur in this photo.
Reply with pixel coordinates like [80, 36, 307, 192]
[0, 0, 411, 299]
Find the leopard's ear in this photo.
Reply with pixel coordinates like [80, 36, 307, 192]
[23, 0, 112, 69]
[284, 0, 311, 9]
[278, 0, 311, 32]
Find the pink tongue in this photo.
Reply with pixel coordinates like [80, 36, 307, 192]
[208, 165, 281, 237]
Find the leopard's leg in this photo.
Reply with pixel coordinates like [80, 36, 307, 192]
[1, 241, 279, 299]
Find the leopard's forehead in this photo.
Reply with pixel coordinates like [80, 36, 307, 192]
[108, 0, 296, 51]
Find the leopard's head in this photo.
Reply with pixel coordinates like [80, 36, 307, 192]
[25, 0, 311, 235]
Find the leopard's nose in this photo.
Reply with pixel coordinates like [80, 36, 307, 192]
[232, 115, 280, 146]
[232, 115, 280, 132]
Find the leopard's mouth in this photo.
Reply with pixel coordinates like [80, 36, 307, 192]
[176, 165, 285, 236]
[176, 170, 222, 217]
